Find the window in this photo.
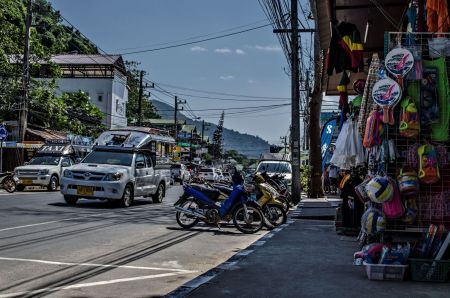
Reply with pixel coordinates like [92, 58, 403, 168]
[144, 153, 153, 168]
[135, 153, 145, 167]
[82, 151, 133, 166]
[98, 95, 103, 102]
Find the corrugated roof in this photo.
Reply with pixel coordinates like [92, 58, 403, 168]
[27, 128, 67, 141]
[50, 54, 121, 65]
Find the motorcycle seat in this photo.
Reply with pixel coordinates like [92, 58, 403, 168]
[212, 184, 232, 195]
[191, 184, 221, 200]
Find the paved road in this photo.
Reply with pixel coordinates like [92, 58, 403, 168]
[0, 186, 267, 297]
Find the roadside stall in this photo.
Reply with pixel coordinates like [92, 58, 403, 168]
[315, 0, 450, 282]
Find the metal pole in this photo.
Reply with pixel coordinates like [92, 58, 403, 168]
[174, 96, 178, 142]
[137, 70, 144, 126]
[19, 0, 33, 143]
[290, 0, 301, 204]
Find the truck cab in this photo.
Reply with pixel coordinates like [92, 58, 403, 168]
[14, 142, 76, 191]
[60, 127, 174, 207]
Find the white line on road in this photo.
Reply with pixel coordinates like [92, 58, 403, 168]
[0, 205, 160, 233]
[0, 257, 196, 273]
[0, 272, 190, 298]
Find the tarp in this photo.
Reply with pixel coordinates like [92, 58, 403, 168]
[321, 117, 337, 171]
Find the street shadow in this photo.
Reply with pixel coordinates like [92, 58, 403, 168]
[48, 198, 156, 209]
[166, 226, 248, 236]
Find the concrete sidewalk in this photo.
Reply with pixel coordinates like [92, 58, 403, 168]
[167, 206, 450, 298]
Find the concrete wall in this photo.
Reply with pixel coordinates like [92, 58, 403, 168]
[54, 73, 128, 129]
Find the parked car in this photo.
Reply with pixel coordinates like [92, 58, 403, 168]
[222, 172, 232, 183]
[171, 163, 190, 183]
[60, 127, 173, 207]
[255, 160, 292, 187]
[198, 168, 219, 182]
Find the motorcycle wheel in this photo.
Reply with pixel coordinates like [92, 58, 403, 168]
[3, 177, 16, 193]
[232, 205, 264, 234]
[176, 199, 200, 229]
[263, 204, 287, 227]
[277, 196, 290, 213]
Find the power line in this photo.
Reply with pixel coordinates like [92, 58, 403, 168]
[119, 23, 273, 55]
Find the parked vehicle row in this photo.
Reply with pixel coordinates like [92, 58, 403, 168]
[174, 169, 292, 234]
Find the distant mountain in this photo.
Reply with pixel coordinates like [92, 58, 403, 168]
[152, 100, 270, 158]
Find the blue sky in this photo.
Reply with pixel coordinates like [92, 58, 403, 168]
[49, 0, 299, 144]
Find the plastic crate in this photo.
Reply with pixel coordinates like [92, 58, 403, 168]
[363, 262, 408, 281]
[409, 259, 450, 282]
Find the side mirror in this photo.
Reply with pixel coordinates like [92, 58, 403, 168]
[75, 158, 82, 164]
[136, 161, 145, 169]
[62, 161, 70, 167]
[24, 162, 29, 166]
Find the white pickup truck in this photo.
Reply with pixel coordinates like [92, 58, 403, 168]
[14, 143, 77, 191]
[60, 127, 173, 207]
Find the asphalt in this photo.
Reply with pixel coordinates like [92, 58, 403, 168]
[167, 197, 450, 298]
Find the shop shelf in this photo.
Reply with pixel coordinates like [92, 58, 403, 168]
[409, 258, 450, 282]
[363, 262, 408, 281]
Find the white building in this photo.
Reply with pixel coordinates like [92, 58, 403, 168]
[44, 54, 128, 129]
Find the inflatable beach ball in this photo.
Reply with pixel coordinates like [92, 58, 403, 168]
[362, 210, 386, 235]
[366, 176, 393, 203]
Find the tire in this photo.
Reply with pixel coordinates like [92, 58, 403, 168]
[3, 177, 16, 193]
[176, 199, 200, 228]
[232, 205, 264, 234]
[152, 183, 164, 203]
[64, 195, 78, 205]
[16, 184, 25, 192]
[47, 175, 59, 191]
[120, 184, 134, 207]
[263, 204, 287, 227]
[278, 196, 290, 213]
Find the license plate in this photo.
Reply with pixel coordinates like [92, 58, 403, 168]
[21, 179, 33, 185]
[77, 186, 94, 196]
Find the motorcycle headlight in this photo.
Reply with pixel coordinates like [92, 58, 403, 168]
[39, 169, 50, 175]
[103, 172, 123, 181]
[63, 169, 73, 178]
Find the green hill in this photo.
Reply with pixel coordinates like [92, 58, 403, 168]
[152, 100, 270, 158]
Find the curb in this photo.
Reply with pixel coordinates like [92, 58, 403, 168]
[164, 205, 301, 298]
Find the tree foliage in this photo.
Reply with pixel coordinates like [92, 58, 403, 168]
[0, 0, 105, 137]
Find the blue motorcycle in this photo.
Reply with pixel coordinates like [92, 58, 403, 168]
[174, 181, 264, 234]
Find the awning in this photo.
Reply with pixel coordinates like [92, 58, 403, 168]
[311, 0, 410, 95]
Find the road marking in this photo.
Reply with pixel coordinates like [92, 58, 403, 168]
[0, 257, 196, 273]
[235, 249, 254, 256]
[0, 205, 162, 233]
[0, 272, 190, 298]
[252, 240, 266, 246]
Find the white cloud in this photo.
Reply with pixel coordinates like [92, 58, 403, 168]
[191, 46, 207, 52]
[219, 75, 234, 80]
[235, 49, 246, 55]
[248, 79, 256, 84]
[255, 45, 282, 52]
[215, 48, 232, 53]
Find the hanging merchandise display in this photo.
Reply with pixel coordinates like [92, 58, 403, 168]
[417, 143, 440, 184]
[329, 119, 365, 169]
[366, 175, 394, 204]
[358, 54, 381, 136]
[398, 96, 420, 138]
[385, 46, 414, 90]
[372, 70, 402, 125]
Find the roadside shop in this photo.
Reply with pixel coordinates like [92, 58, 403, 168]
[313, 0, 450, 282]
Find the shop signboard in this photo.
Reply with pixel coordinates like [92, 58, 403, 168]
[320, 117, 337, 171]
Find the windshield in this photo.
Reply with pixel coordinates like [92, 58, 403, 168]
[257, 162, 291, 173]
[82, 151, 133, 166]
[28, 156, 61, 166]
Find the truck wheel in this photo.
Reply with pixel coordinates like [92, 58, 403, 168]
[120, 184, 134, 207]
[152, 183, 164, 203]
[47, 175, 58, 191]
[64, 195, 78, 205]
[16, 184, 25, 191]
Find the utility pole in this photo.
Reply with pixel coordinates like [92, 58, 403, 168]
[201, 120, 210, 144]
[19, 0, 33, 143]
[280, 136, 287, 154]
[174, 96, 186, 142]
[137, 70, 144, 126]
[290, 0, 301, 204]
